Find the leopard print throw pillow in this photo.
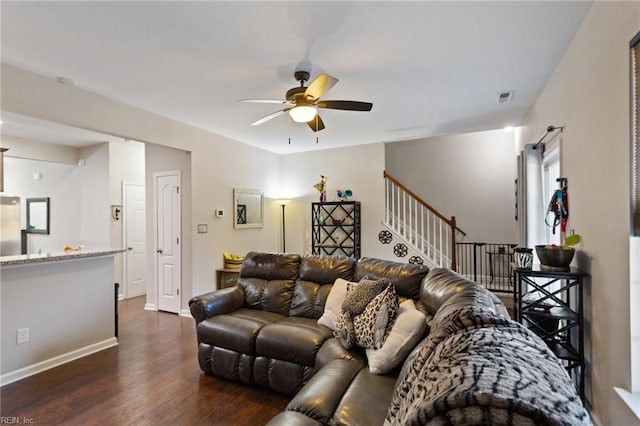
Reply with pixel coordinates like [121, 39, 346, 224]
[342, 278, 389, 317]
[354, 284, 399, 349]
[334, 309, 356, 349]
[335, 277, 388, 349]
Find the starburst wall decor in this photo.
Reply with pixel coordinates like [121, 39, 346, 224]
[378, 230, 393, 244]
[393, 243, 408, 258]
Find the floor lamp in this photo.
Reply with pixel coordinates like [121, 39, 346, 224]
[276, 199, 290, 252]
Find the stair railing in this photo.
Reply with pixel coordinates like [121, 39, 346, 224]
[383, 171, 465, 270]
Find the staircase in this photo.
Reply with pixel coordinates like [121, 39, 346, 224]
[383, 171, 465, 270]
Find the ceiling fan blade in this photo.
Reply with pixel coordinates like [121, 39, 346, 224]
[307, 114, 325, 132]
[239, 99, 291, 104]
[305, 74, 338, 101]
[250, 109, 290, 126]
[317, 100, 373, 111]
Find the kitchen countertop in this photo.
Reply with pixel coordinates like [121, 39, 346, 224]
[0, 248, 125, 267]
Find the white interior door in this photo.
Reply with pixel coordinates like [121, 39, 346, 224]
[155, 171, 181, 313]
[124, 183, 146, 298]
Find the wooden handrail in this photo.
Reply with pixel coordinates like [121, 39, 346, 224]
[450, 216, 457, 271]
[383, 171, 466, 236]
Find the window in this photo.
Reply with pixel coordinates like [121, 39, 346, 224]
[616, 31, 640, 417]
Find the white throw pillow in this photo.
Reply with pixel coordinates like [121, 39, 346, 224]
[366, 299, 427, 374]
[318, 278, 354, 331]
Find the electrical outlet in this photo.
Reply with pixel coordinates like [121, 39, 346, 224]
[17, 327, 29, 344]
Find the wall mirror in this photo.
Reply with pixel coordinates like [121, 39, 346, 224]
[233, 189, 263, 229]
[26, 197, 50, 234]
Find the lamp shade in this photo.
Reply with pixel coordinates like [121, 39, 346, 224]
[289, 106, 317, 123]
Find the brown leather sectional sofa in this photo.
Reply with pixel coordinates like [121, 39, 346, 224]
[189, 252, 429, 395]
[189, 251, 590, 425]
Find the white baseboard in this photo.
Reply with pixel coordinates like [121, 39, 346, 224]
[180, 308, 192, 318]
[144, 303, 157, 311]
[0, 338, 118, 387]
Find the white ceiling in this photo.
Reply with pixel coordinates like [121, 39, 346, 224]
[0, 1, 592, 154]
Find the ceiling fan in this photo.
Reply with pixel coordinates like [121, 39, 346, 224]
[240, 71, 373, 132]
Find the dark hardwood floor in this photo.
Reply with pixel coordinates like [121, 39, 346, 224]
[0, 296, 289, 425]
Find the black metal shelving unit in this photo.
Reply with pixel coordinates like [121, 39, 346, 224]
[513, 265, 589, 401]
[311, 201, 361, 259]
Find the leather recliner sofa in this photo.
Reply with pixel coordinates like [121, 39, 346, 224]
[190, 252, 590, 425]
[189, 251, 430, 396]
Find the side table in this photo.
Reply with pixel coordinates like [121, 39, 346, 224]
[513, 265, 589, 401]
[216, 268, 240, 290]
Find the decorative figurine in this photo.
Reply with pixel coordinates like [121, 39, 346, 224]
[314, 175, 327, 203]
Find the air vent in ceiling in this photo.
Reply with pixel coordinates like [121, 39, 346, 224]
[498, 91, 515, 103]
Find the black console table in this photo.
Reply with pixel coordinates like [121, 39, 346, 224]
[513, 265, 588, 400]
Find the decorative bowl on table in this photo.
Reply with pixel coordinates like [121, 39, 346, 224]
[223, 253, 244, 270]
[535, 245, 575, 271]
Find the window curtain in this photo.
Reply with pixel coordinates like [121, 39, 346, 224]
[631, 32, 640, 235]
[517, 144, 545, 248]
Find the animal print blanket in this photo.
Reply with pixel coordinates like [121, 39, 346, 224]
[385, 305, 591, 426]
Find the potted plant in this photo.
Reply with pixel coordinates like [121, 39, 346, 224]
[535, 234, 582, 271]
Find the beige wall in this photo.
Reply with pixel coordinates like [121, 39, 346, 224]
[2, 141, 110, 254]
[385, 128, 518, 243]
[1, 256, 116, 381]
[3, 156, 81, 254]
[522, 2, 639, 424]
[108, 140, 145, 296]
[280, 143, 387, 260]
[78, 143, 111, 249]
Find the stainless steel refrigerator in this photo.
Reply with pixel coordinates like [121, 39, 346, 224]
[1, 196, 22, 256]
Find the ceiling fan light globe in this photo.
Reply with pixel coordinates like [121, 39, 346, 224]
[289, 106, 317, 123]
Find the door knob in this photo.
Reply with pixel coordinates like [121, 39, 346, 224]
[157, 248, 163, 254]
[128, 246, 133, 251]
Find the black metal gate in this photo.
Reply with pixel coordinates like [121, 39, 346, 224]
[456, 243, 517, 293]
